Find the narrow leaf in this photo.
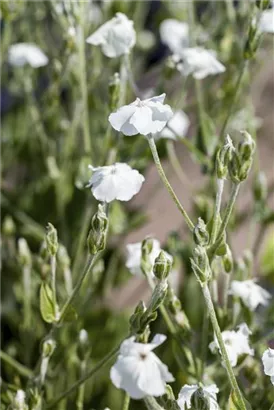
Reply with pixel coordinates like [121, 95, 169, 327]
[40, 283, 55, 323]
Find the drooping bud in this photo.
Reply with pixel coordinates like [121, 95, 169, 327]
[2, 215, 16, 236]
[45, 223, 58, 255]
[222, 244, 234, 273]
[153, 251, 173, 280]
[108, 72, 120, 111]
[141, 237, 154, 274]
[18, 238, 32, 267]
[215, 135, 235, 179]
[253, 171, 267, 203]
[193, 218, 209, 246]
[191, 246, 211, 284]
[87, 204, 109, 254]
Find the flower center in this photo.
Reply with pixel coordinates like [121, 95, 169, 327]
[110, 166, 117, 175]
[139, 353, 147, 361]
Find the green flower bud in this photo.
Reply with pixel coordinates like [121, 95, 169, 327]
[2, 215, 16, 236]
[244, 19, 259, 60]
[130, 301, 147, 334]
[87, 204, 109, 255]
[229, 132, 255, 183]
[191, 246, 211, 284]
[45, 223, 58, 255]
[28, 387, 42, 410]
[238, 131, 256, 162]
[167, 288, 182, 314]
[18, 238, 32, 267]
[255, 0, 270, 10]
[153, 251, 173, 280]
[109, 72, 120, 111]
[141, 237, 154, 257]
[150, 280, 168, 312]
[42, 338, 56, 357]
[12, 390, 28, 410]
[191, 387, 211, 410]
[215, 135, 235, 179]
[222, 244, 233, 273]
[253, 171, 267, 202]
[193, 218, 209, 246]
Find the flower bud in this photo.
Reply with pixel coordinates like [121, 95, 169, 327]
[45, 223, 58, 255]
[18, 238, 32, 267]
[191, 246, 211, 284]
[167, 287, 182, 314]
[130, 301, 147, 334]
[141, 237, 154, 274]
[244, 18, 259, 60]
[228, 132, 255, 183]
[108, 72, 120, 111]
[153, 251, 172, 280]
[238, 131, 256, 162]
[255, 0, 270, 10]
[253, 171, 267, 202]
[222, 244, 233, 273]
[215, 135, 235, 179]
[12, 390, 28, 410]
[191, 387, 211, 410]
[150, 280, 168, 312]
[42, 338, 56, 358]
[193, 218, 209, 246]
[78, 329, 90, 361]
[2, 215, 16, 236]
[87, 204, 109, 254]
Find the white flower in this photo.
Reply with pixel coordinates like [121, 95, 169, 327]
[160, 19, 189, 53]
[262, 348, 274, 385]
[8, 43, 48, 68]
[108, 94, 173, 136]
[156, 110, 190, 140]
[229, 279, 271, 311]
[209, 323, 254, 367]
[79, 329, 88, 344]
[258, 9, 274, 34]
[86, 12, 136, 58]
[177, 384, 219, 410]
[110, 334, 174, 399]
[87, 163, 144, 203]
[174, 47, 225, 79]
[125, 239, 173, 277]
[13, 390, 26, 410]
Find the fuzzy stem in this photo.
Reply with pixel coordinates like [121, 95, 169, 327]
[122, 393, 131, 410]
[147, 136, 194, 231]
[23, 265, 32, 329]
[210, 178, 224, 245]
[0, 350, 33, 378]
[50, 255, 58, 320]
[76, 361, 86, 410]
[202, 284, 247, 410]
[46, 344, 120, 408]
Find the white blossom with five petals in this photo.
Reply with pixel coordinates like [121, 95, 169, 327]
[110, 334, 174, 399]
[229, 279, 271, 311]
[262, 348, 274, 386]
[173, 47, 225, 79]
[177, 384, 219, 410]
[209, 323, 254, 367]
[160, 19, 189, 53]
[8, 43, 48, 68]
[87, 163, 144, 203]
[108, 94, 173, 136]
[86, 12, 136, 58]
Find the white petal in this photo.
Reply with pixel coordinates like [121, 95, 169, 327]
[108, 105, 137, 133]
[160, 19, 189, 53]
[8, 43, 48, 68]
[262, 348, 274, 377]
[177, 384, 198, 409]
[137, 355, 169, 397]
[129, 106, 154, 135]
[150, 334, 167, 349]
[145, 93, 166, 104]
[110, 356, 146, 399]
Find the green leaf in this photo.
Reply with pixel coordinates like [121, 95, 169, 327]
[228, 391, 252, 410]
[40, 283, 55, 323]
[62, 305, 78, 323]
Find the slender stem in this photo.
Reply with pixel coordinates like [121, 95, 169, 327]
[147, 136, 194, 231]
[144, 397, 165, 410]
[23, 265, 32, 329]
[0, 350, 33, 378]
[210, 183, 240, 256]
[46, 345, 120, 409]
[78, 2, 91, 155]
[199, 307, 209, 381]
[220, 62, 248, 137]
[76, 361, 86, 410]
[59, 253, 99, 322]
[50, 255, 58, 319]
[210, 178, 224, 245]
[119, 54, 129, 107]
[122, 393, 130, 410]
[63, 267, 73, 296]
[202, 285, 247, 410]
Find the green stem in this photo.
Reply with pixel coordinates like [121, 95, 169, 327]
[122, 393, 130, 410]
[0, 350, 33, 378]
[23, 265, 32, 329]
[199, 307, 209, 381]
[59, 253, 99, 322]
[220, 62, 248, 137]
[202, 285, 247, 410]
[210, 183, 240, 256]
[76, 362, 86, 410]
[144, 397, 165, 410]
[79, 2, 91, 155]
[46, 345, 120, 409]
[210, 178, 224, 245]
[50, 255, 58, 319]
[147, 136, 194, 231]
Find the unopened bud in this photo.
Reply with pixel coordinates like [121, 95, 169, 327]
[191, 387, 211, 410]
[193, 218, 209, 246]
[253, 171, 267, 202]
[18, 238, 32, 267]
[229, 132, 255, 183]
[130, 301, 147, 334]
[141, 237, 154, 257]
[78, 329, 90, 360]
[153, 251, 172, 280]
[13, 390, 28, 410]
[244, 18, 259, 60]
[2, 215, 16, 236]
[238, 131, 256, 162]
[215, 135, 235, 179]
[42, 338, 56, 357]
[191, 246, 211, 284]
[109, 73, 120, 111]
[222, 244, 233, 273]
[45, 223, 58, 255]
[87, 204, 109, 254]
[150, 280, 168, 312]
